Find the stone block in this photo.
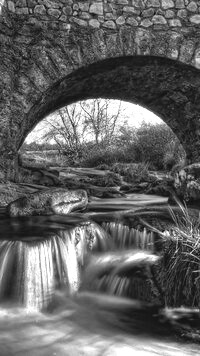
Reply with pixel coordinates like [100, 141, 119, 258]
[105, 12, 116, 20]
[8, 1, 15, 12]
[80, 12, 91, 20]
[141, 19, 152, 27]
[194, 48, 200, 69]
[89, 19, 100, 28]
[16, 0, 27, 7]
[117, 0, 128, 5]
[73, 4, 79, 11]
[190, 15, 200, 24]
[59, 14, 67, 22]
[142, 8, 154, 17]
[123, 6, 140, 15]
[73, 18, 88, 27]
[146, 0, 160, 7]
[78, 2, 89, 12]
[104, 4, 113, 12]
[16, 7, 29, 15]
[161, 0, 174, 9]
[98, 16, 104, 23]
[38, 0, 60, 8]
[48, 9, 61, 18]
[187, 1, 198, 12]
[165, 10, 175, 18]
[169, 19, 182, 26]
[152, 15, 167, 25]
[175, 0, 185, 9]
[34, 5, 46, 15]
[63, 6, 72, 16]
[89, 3, 103, 15]
[27, 0, 37, 7]
[116, 16, 125, 25]
[102, 20, 116, 29]
[126, 17, 138, 26]
[177, 9, 187, 18]
[132, 0, 145, 8]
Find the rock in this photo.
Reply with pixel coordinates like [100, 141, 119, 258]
[89, 19, 100, 28]
[152, 15, 167, 25]
[145, 182, 173, 197]
[161, 0, 174, 9]
[89, 3, 103, 15]
[0, 183, 39, 207]
[7, 188, 88, 217]
[34, 5, 46, 15]
[190, 15, 200, 24]
[173, 163, 200, 202]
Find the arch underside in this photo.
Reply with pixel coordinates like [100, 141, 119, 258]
[23, 56, 200, 162]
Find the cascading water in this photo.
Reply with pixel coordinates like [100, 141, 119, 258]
[0, 199, 199, 354]
[102, 222, 155, 251]
[0, 215, 160, 311]
[0, 219, 111, 311]
[80, 221, 162, 304]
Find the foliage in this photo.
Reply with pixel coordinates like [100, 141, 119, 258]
[128, 122, 185, 170]
[111, 162, 150, 183]
[81, 144, 127, 167]
[22, 101, 186, 171]
[32, 99, 123, 160]
[159, 200, 200, 307]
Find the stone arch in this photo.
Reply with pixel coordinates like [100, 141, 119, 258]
[20, 55, 200, 165]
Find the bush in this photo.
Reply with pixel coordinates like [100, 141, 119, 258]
[159, 200, 200, 307]
[111, 162, 150, 183]
[81, 146, 127, 167]
[117, 122, 186, 171]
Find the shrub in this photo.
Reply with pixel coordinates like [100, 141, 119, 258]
[111, 162, 150, 183]
[160, 200, 200, 307]
[81, 146, 127, 167]
[117, 122, 186, 171]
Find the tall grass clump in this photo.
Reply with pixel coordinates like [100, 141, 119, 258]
[160, 200, 200, 308]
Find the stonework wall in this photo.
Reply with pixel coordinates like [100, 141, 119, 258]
[0, 1, 199, 70]
[1, 0, 200, 179]
[3, 0, 200, 33]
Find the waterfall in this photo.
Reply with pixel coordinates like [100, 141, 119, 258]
[102, 222, 155, 251]
[0, 220, 111, 311]
[83, 222, 161, 303]
[0, 216, 160, 311]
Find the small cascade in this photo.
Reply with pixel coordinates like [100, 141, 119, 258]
[83, 222, 161, 304]
[0, 220, 111, 311]
[0, 215, 160, 310]
[102, 222, 155, 251]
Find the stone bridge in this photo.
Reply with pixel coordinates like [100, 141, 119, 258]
[1, 0, 200, 179]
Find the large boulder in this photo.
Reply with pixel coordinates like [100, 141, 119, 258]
[7, 188, 88, 217]
[173, 163, 200, 203]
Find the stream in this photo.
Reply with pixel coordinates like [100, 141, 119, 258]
[0, 193, 199, 355]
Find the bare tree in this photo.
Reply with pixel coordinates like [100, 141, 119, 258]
[42, 99, 123, 162]
[43, 103, 86, 159]
[80, 99, 122, 145]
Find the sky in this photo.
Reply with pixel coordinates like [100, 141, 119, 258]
[25, 100, 162, 144]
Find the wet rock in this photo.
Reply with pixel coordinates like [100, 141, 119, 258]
[7, 188, 88, 217]
[0, 183, 39, 207]
[173, 163, 200, 203]
[145, 181, 174, 197]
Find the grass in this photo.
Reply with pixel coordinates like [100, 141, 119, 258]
[161, 200, 200, 307]
[139, 198, 200, 308]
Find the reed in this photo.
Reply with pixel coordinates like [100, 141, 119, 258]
[161, 199, 200, 307]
